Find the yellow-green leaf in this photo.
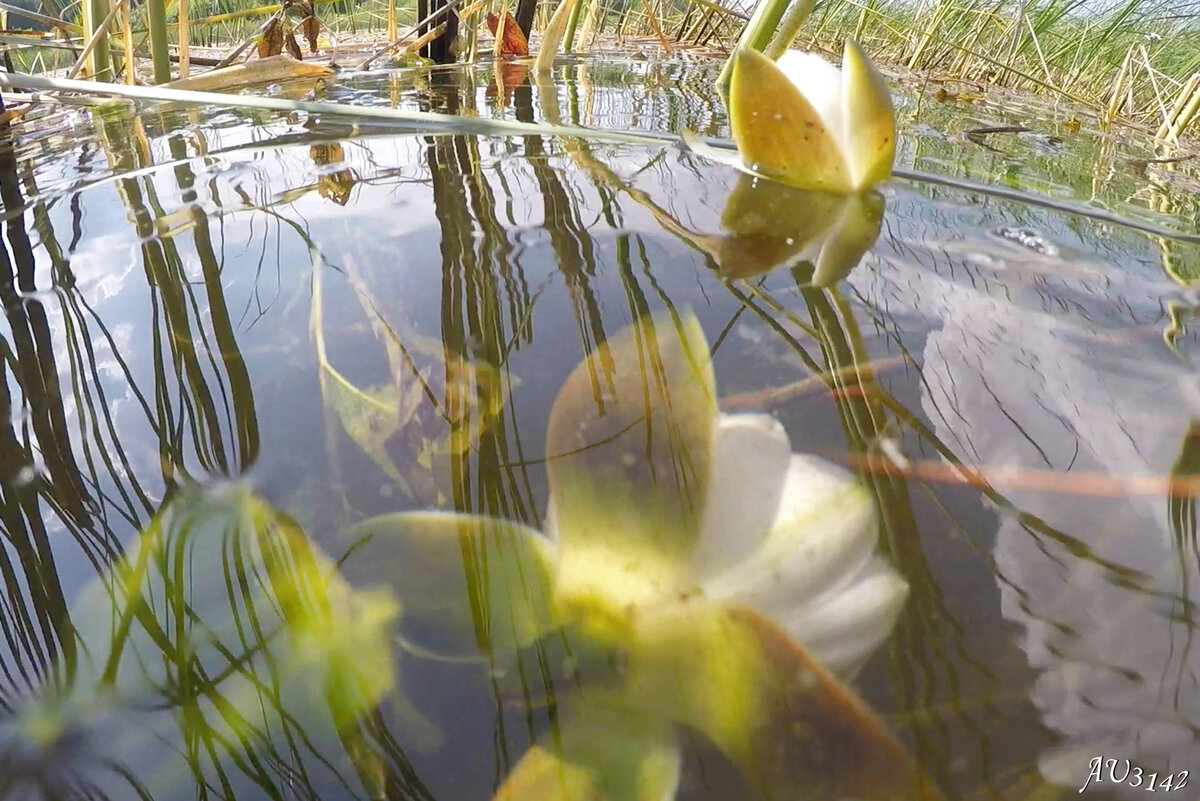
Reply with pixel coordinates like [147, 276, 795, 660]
[842, 40, 896, 190]
[546, 311, 715, 636]
[341, 511, 559, 655]
[729, 47, 852, 192]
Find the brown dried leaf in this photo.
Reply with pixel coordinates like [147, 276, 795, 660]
[300, 15, 321, 53]
[485, 11, 528, 57]
[285, 28, 303, 60]
[258, 17, 284, 58]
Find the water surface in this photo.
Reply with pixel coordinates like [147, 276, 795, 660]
[2, 54, 1200, 801]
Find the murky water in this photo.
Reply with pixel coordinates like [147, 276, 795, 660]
[2, 54, 1200, 801]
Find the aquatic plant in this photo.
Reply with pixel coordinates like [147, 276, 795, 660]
[345, 310, 937, 800]
[1, 485, 421, 801]
[726, 42, 895, 193]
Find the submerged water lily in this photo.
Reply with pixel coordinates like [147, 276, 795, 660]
[345, 311, 937, 801]
[728, 42, 896, 193]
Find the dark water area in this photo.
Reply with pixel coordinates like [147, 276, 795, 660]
[2, 54, 1200, 801]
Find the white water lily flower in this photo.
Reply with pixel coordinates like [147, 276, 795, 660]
[545, 410, 907, 678]
[345, 311, 927, 801]
[727, 42, 896, 193]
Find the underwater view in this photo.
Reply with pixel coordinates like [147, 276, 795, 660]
[2, 46, 1200, 801]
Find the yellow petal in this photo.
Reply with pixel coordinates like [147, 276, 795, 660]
[728, 47, 852, 192]
[842, 40, 896, 190]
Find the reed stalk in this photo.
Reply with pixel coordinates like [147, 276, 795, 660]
[1169, 79, 1200, 139]
[178, 0, 189, 78]
[763, 0, 816, 60]
[534, 0, 582, 71]
[146, 0, 172, 81]
[1158, 72, 1200, 140]
[122, 0, 135, 81]
[67, 0, 125, 79]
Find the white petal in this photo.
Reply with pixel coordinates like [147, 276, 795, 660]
[777, 556, 908, 677]
[701, 454, 877, 612]
[774, 50, 847, 155]
[692, 413, 792, 579]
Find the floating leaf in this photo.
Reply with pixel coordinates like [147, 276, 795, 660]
[341, 512, 559, 655]
[165, 54, 333, 91]
[728, 47, 851, 192]
[624, 603, 942, 801]
[546, 311, 715, 639]
[492, 698, 681, 801]
[486, 11, 529, 56]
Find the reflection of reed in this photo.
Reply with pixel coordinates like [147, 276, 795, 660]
[0, 130, 91, 710]
[97, 117, 259, 483]
[419, 82, 560, 784]
[0, 111, 375, 800]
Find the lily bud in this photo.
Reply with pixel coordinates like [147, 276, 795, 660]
[728, 42, 896, 193]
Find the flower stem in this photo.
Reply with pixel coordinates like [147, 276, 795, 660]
[763, 0, 816, 60]
[717, 0, 794, 91]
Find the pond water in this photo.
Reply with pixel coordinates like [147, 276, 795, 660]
[2, 53, 1200, 801]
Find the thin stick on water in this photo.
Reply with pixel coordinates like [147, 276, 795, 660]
[0, 70, 670, 145]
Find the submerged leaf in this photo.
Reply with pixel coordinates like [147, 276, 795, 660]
[728, 47, 851, 192]
[341, 512, 559, 655]
[324, 372, 415, 489]
[624, 604, 941, 801]
[546, 311, 715, 637]
[493, 698, 681, 801]
[35, 485, 430, 797]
